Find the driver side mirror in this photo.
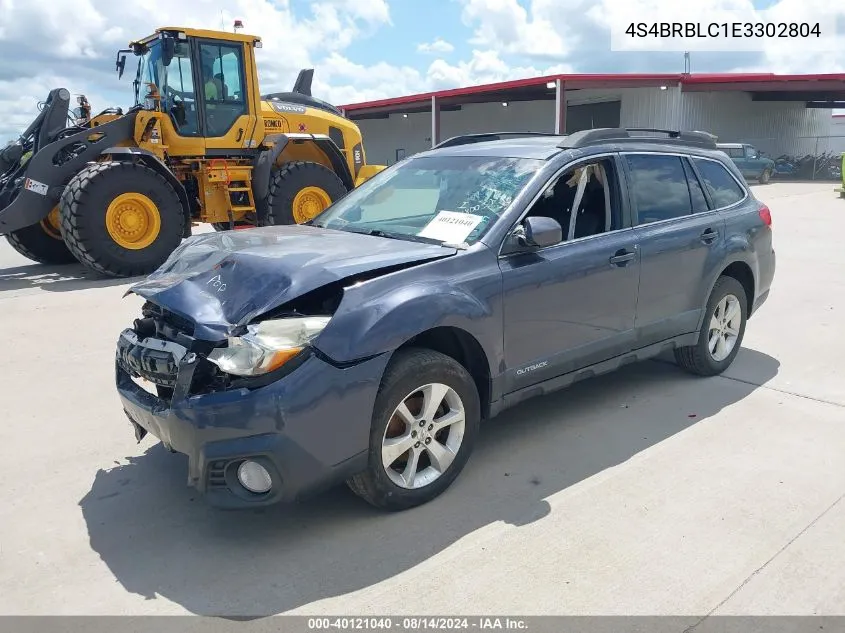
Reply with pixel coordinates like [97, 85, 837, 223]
[161, 37, 175, 67]
[512, 216, 562, 250]
[116, 54, 127, 79]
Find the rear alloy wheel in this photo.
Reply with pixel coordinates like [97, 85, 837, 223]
[5, 206, 76, 265]
[674, 276, 748, 376]
[267, 161, 348, 226]
[347, 348, 480, 511]
[59, 161, 185, 277]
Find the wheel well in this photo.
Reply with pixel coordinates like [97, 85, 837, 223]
[721, 261, 755, 315]
[400, 327, 492, 419]
[276, 140, 353, 191]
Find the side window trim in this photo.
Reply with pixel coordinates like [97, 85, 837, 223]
[690, 155, 750, 211]
[620, 150, 749, 219]
[497, 152, 629, 257]
[681, 156, 713, 213]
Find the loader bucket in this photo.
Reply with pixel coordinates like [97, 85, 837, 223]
[0, 90, 136, 235]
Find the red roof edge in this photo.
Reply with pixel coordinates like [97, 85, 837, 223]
[338, 72, 845, 112]
[339, 73, 682, 111]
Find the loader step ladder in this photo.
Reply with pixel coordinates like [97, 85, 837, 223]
[207, 159, 256, 226]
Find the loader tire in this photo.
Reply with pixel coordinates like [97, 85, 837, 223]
[5, 213, 76, 265]
[267, 161, 348, 226]
[59, 161, 185, 278]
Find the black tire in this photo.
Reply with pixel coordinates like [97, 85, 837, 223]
[211, 221, 252, 232]
[347, 348, 481, 511]
[674, 276, 748, 377]
[59, 161, 185, 278]
[759, 168, 771, 184]
[266, 161, 347, 226]
[6, 221, 76, 265]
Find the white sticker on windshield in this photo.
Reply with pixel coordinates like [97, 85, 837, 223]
[418, 211, 484, 243]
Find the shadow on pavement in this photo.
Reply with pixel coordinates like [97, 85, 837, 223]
[0, 262, 139, 294]
[79, 349, 780, 617]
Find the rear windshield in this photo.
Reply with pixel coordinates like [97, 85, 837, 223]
[312, 155, 543, 245]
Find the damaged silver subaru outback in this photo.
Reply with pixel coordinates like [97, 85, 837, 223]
[115, 129, 775, 510]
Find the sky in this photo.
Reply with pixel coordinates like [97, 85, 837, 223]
[0, 0, 844, 141]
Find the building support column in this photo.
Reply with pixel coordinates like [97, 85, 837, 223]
[554, 79, 566, 135]
[431, 95, 441, 148]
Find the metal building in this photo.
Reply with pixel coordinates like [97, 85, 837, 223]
[338, 73, 845, 167]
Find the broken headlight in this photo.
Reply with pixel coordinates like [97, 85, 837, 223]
[206, 317, 330, 377]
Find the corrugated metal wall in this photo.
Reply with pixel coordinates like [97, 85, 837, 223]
[355, 86, 836, 166]
[826, 116, 845, 154]
[620, 86, 834, 157]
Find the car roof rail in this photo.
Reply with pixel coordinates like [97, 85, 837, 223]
[557, 127, 718, 150]
[433, 132, 561, 149]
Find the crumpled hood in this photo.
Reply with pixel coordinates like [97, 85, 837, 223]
[127, 224, 456, 338]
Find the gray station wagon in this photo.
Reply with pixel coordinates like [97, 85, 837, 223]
[115, 127, 776, 511]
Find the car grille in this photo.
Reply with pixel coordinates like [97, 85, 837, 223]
[121, 301, 230, 397]
[116, 329, 187, 389]
[207, 461, 229, 490]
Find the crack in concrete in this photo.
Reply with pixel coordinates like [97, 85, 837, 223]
[683, 491, 845, 632]
[720, 374, 845, 409]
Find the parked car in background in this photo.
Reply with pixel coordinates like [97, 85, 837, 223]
[114, 128, 776, 512]
[717, 142, 775, 184]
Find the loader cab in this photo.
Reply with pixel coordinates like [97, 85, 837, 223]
[124, 28, 263, 154]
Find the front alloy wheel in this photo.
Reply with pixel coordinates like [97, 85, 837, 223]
[382, 383, 467, 490]
[348, 348, 480, 511]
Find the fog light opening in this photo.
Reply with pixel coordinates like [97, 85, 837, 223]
[237, 460, 273, 494]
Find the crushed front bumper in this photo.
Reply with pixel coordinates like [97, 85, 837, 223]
[115, 329, 389, 509]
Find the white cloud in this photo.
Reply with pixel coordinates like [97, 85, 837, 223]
[417, 38, 455, 54]
[460, 0, 570, 59]
[426, 50, 571, 90]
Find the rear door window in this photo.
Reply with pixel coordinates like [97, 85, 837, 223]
[692, 158, 747, 208]
[624, 154, 692, 225]
[683, 158, 710, 213]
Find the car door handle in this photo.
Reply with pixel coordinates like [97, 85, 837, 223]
[700, 228, 719, 244]
[609, 249, 636, 266]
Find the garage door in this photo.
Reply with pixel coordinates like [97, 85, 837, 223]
[566, 101, 621, 134]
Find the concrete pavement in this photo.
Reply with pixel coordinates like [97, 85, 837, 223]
[0, 183, 843, 617]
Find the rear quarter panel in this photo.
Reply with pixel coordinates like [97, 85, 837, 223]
[702, 155, 775, 322]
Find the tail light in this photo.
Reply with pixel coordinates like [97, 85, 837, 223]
[758, 203, 772, 227]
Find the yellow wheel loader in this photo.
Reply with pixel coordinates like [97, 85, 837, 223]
[0, 27, 385, 277]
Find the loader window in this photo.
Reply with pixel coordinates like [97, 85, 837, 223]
[164, 44, 199, 136]
[199, 42, 247, 137]
[136, 42, 164, 106]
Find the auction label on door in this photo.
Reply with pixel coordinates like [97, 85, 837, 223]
[418, 211, 484, 243]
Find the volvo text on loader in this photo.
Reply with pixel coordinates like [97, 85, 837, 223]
[0, 27, 385, 277]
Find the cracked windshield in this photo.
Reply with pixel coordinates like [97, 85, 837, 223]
[312, 155, 543, 245]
